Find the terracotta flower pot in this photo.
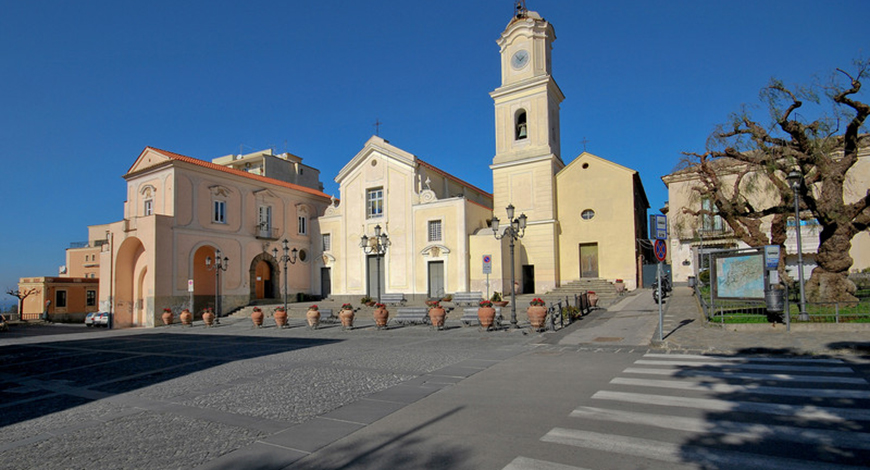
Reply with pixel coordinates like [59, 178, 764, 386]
[162, 311, 173, 326]
[429, 307, 446, 329]
[477, 307, 496, 329]
[614, 282, 625, 294]
[527, 306, 547, 329]
[306, 309, 321, 329]
[202, 311, 215, 327]
[251, 309, 264, 327]
[365, 301, 376, 307]
[339, 309, 355, 329]
[493, 301, 509, 308]
[588, 292, 599, 307]
[274, 309, 288, 328]
[373, 307, 389, 328]
[180, 309, 193, 326]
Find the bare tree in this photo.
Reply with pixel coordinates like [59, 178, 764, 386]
[678, 59, 870, 303]
[6, 287, 40, 319]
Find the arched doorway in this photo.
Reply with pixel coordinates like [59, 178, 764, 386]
[192, 246, 217, 313]
[249, 253, 279, 301]
[114, 237, 146, 327]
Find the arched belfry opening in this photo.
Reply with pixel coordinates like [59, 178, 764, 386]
[515, 109, 528, 140]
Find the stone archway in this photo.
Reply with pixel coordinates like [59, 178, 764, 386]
[249, 252, 280, 302]
[114, 237, 146, 327]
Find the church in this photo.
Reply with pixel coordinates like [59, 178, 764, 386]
[84, 5, 649, 327]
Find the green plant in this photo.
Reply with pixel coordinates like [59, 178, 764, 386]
[491, 291, 502, 302]
[341, 303, 353, 310]
[698, 269, 710, 284]
[441, 294, 453, 302]
[529, 298, 545, 306]
[479, 299, 493, 308]
[360, 296, 373, 305]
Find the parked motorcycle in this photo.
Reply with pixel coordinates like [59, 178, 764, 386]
[652, 277, 672, 304]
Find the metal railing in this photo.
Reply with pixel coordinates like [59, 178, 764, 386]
[694, 281, 870, 324]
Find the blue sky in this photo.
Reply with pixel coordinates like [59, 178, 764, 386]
[1, 0, 867, 306]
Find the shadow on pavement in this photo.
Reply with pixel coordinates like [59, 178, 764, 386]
[673, 348, 870, 468]
[0, 333, 339, 428]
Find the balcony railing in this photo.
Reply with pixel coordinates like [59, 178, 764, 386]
[255, 225, 279, 240]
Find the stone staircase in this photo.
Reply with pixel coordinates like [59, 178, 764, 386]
[515, 278, 623, 308]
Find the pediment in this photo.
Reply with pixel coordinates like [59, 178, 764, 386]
[420, 244, 451, 257]
[253, 188, 279, 201]
[126, 148, 172, 175]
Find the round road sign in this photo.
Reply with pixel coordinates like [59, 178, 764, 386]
[654, 239, 667, 262]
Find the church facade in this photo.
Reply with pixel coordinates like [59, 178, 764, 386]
[81, 6, 649, 327]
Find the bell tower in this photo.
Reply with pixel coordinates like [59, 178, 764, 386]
[490, 3, 564, 167]
[489, 3, 564, 294]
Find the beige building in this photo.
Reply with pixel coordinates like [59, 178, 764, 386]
[18, 276, 99, 321]
[662, 147, 870, 283]
[97, 147, 332, 327]
[20, 6, 649, 327]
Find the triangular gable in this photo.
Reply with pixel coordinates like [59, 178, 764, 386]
[334, 136, 416, 184]
[557, 151, 638, 177]
[126, 147, 173, 175]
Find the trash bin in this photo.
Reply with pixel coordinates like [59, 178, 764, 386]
[765, 288, 784, 313]
[687, 276, 696, 288]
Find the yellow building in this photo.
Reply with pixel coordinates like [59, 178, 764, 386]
[40, 5, 649, 328]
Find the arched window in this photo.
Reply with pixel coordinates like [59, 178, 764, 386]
[515, 110, 528, 140]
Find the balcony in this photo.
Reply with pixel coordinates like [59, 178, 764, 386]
[255, 225, 279, 240]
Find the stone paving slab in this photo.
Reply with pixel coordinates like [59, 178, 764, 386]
[262, 417, 367, 453]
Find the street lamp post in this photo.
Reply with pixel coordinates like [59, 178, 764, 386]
[360, 224, 391, 303]
[205, 250, 229, 320]
[272, 239, 298, 315]
[786, 170, 809, 321]
[491, 204, 527, 328]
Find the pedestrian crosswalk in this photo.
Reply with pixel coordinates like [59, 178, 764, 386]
[503, 353, 870, 470]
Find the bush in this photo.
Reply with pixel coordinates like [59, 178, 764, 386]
[698, 269, 710, 284]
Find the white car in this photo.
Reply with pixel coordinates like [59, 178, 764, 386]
[85, 312, 109, 327]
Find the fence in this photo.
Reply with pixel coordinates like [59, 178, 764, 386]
[694, 282, 870, 325]
[545, 292, 594, 331]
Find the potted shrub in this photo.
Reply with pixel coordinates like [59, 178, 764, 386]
[274, 306, 288, 328]
[527, 297, 547, 329]
[361, 295, 375, 307]
[477, 299, 496, 330]
[202, 307, 215, 327]
[427, 300, 446, 330]
[614, 279, 625, 294]
[491, 291, 509, 308]
[372, 302, 389, 328]
[180, 308, 193, 326]
[251, 307, 264, 327]
[162, 308, 173, 326]
[440, 294, 453, 303]
[306, 304, 320, 329]
[339, 303, 355, 329]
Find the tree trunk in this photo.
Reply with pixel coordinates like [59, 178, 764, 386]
[805, 222, 858, 303]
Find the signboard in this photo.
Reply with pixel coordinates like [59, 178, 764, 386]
[482, 254, 492, 274]
[650, 214, 668, 240]
[654, 239, 667, 262]
[188, 279, 194, 292]
[764, 245, 780, 269]
[713, 252, 764, 300]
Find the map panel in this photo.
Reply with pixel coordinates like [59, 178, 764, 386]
[715, 253, 764, 299]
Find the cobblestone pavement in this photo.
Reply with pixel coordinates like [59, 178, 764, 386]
[0, 317, 536, 469]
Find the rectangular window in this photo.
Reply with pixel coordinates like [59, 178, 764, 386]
[298, 216, 307, 235]
[86, 290, 96, 306]
[56, 290, 67, 308]
[367, 187, 384, 218]
[322, 233, 331, 252]
[258, 206, 272, 231]
[428, 220, 442, 242]
[701, 198, 723, 232]
[144, 199, 153, 216]
[213, 200, 226, 224]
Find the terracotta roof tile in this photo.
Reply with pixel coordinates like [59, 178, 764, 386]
[141, 146, 333, 200]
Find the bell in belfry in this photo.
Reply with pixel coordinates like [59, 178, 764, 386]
[517, 122, 527, 139]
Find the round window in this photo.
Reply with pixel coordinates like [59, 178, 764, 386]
[298, 249, 308, 262]
[581, 209, 595, 220]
